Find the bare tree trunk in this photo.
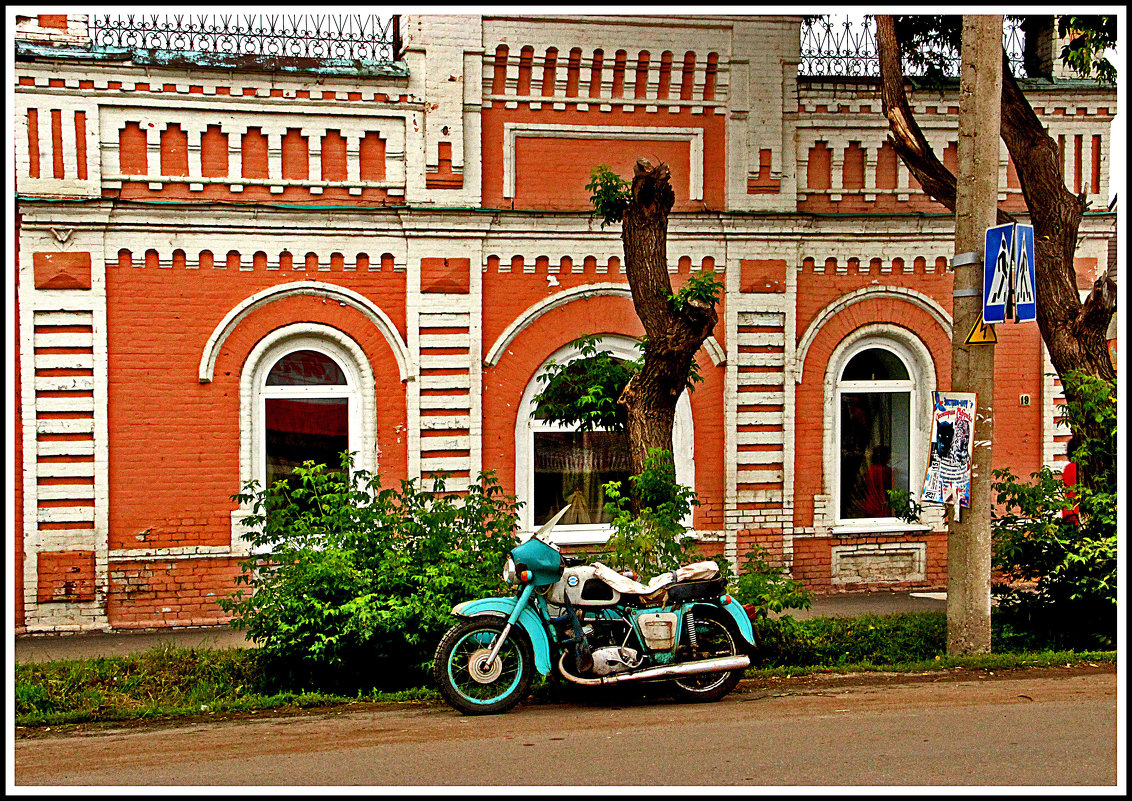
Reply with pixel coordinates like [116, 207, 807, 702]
[618, 159, 718, 507]
[874, 15, 1116, 483]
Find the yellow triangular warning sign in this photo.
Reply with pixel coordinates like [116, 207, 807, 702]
[966, 318, 998, 344]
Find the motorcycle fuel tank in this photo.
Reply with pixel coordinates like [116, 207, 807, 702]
[547, 566, 621, 607]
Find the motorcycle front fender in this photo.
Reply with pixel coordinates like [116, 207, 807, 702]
[694, 596, 758, 652]
[452, 596, 554, 676]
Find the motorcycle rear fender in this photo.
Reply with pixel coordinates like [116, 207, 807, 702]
[452, 597, 553, 676]
[692, 596, 757, 651]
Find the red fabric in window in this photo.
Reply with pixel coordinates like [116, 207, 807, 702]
[1061, 461, 1079, 525]
[266, 399, 348, 437]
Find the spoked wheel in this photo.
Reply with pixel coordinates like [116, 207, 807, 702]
[433, 616, 533, 715]
[670, 610, 745, 703]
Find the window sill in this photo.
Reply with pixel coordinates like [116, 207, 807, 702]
[831, 521, 932, 537]
[539, 525, 698, 548]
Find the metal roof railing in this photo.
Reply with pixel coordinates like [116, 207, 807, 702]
[87, 13, 400, 63]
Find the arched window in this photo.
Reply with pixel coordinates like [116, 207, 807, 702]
[835, 342, 916, 522]
[260, 348, 353, 490]
[235, 324, 377, 548]
[515, 335, 694, 544]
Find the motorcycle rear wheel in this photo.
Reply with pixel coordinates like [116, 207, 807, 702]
[670, 610, 745, 703]
[433, 616, 534, 715]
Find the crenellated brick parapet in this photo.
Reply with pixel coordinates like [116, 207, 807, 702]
[796, 79, 1116, 215]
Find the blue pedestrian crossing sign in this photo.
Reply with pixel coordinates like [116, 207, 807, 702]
[1013, 223, 1036, 323]
[983, 222, 1037, 324]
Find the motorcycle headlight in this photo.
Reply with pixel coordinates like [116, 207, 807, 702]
[502, 556, 517, 585]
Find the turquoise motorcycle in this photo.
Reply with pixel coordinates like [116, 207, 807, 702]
[432, 507, 757, 715]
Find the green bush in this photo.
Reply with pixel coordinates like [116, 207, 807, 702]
[730, 546, 814, 619]
[990, 371, 1116, 650]
[597, 448, 702, 581]
[747, 613, 948, 668]
[220, 455, 520, 692]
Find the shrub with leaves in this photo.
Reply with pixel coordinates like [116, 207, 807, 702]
[990, 371, 1116, 650]
[597, 448, 702, 581]
[670, 270, 724, 315]
[730, 546, 814, 619]
[220, 454, 520, 692]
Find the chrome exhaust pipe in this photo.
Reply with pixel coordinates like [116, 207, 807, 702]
[558, 653, 750, 686]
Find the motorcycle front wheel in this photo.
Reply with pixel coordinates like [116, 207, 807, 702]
[432, 616, 534, 715]
[670, 609, 745, 703]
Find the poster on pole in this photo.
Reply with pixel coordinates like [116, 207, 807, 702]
[920, 391, 977, 509]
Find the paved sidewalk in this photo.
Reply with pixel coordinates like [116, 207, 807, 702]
[14, 591, 949, 664]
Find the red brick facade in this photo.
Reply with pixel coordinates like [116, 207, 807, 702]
[13, 14, 1117, 631]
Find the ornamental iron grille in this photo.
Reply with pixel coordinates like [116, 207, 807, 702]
[800, 15, 1027, 78]
[88, 14, 400, 62]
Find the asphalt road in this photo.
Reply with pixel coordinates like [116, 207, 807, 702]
[14, 665, 1117, 788]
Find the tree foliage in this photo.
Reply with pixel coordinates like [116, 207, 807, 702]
[990, 372, 1116, 650]
[532, 335, 638, 432]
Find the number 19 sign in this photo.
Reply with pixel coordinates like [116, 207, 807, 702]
[983, 222, 1036, 324]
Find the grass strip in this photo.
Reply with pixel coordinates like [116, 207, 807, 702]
[15, 613, 1117, 729]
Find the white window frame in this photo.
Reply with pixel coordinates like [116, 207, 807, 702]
[257, 348, 357, 492]
[823, 325, 935, 535]
[515, 335, 695, 545]
[233, 323, 377, 552]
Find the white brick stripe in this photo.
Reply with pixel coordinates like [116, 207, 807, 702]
[737, 431, 784, 446]
[736, 391, 784, 404]
[421, 415, 472, 430]
[35, 376, 95, 392]
[421, 456, 471, 472]
[419, 312, 470, 327]
[737, 489, 783, 503]
[421, 355, 475, 370]
[35, 419, 95, 435]
[737, 333, 784, 347]
[737, 469, 785, 483]
[419, 395, 471, 410]
[736, 449, 785, 465]
[33, 353, 94, 370]
[738, 311, 785, 326]
[736, 373, 785, 386]
[37, 441, 95, 457]
[419, 334, 471, 349]
[37, 506, 95, 523]
[33, 332, 92, 349]
[737, 411, 784, 426]
[737, 352, 785, 367]
[420, 435, 472, 450]
[35, 396, 95, 412]
[420, 373, 471, 390]
[36, 462, 96, 478]
[33, 310, 92, 326]
[36, 484, 95, 501]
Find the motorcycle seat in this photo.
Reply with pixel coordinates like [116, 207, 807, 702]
[589, 560, 721, 604]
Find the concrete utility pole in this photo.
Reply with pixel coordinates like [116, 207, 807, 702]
[947, 15, 1002, 655]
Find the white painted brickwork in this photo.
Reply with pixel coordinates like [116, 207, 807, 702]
[19, 229, 110, 630]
